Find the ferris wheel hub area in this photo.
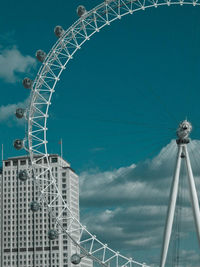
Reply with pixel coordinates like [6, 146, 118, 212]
[176, 120, 192, 143]
[176, 138, 190, 144]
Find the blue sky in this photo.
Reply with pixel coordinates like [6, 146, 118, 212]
[1, 0, 200, 265]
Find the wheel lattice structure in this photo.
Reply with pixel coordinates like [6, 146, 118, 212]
[22, 0, 200, 266]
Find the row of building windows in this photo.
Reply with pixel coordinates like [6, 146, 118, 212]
[4, 253, 60, 259]
[4, 170, 58, 177]
[3, 227, 49, 237]
[4, 239, 59, 246]
[3, 218, 49, 224]
[5, 160, 27, 167]
[4, 157, 59, 168]
[3, 220, 49, 231]
[4, 262, 61, 266]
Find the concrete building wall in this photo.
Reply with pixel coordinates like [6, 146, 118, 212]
[0, 154, 93, 267]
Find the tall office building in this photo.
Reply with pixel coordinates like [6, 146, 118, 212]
[0, 154, 92, 267]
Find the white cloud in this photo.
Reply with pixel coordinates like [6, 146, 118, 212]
[0, 97, 29, 124]
[79, 140, 200, 265]
[0, 46, 36, 83]
[0, 45, 35, 124]
[178, 250, 200, 267]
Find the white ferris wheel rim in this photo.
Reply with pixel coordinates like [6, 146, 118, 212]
[27, 0, 200, 266]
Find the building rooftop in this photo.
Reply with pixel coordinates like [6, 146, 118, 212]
[5, 154, 60, 161]
[2, 154, 76, 173]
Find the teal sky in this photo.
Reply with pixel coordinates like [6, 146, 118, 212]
[1, 0, 200, 265]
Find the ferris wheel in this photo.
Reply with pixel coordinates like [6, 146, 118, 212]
[14, 0, 200, 266]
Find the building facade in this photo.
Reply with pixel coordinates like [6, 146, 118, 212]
[0, 154, 92, 267]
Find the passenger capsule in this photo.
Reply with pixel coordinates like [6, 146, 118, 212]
[22, 77, 33, 89]
[48, 229, 58, 240]
[36, 50, 46, 62]
[18, 170, 28, 182]
[77, 5, 86, 17]
[29, 201, 40, 212]
[54, 25, 64, 38]
[71, 254, 81, 265]
[14, 139, 24, 150]
[15, 108, 25, 119]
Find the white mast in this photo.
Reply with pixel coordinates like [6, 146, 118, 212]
[183, 145, 200, 244]
[1, 144, 3, 162]
[160, 120, 200, 267]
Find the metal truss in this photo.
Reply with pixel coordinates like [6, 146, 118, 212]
[27, 1, 200, 266]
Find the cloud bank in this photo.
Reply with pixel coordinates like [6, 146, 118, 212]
[0, 44, 36, 124]
[79, 140, 200, 265]
[0, 46, 36, 83]
[0, 97, 29, 124]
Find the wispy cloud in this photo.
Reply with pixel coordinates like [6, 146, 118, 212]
[0, 97, 29, 125]
[0, 46, 36, 83]
[79, 140, 200, 265]
[0, 41, 36, 124]
[90, 147, 105, 153]
[177, 249, 200, 267]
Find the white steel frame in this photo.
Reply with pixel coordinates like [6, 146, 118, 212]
[26, 1, 200, 266]
[160, 143, 200, 267]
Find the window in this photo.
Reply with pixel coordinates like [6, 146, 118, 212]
[13, 160, 18, 166]
[5, 161, 10, 167]
[51, 157, 58, 163]
[20, 160, 26, 165]
[36, 159, 42, 164]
